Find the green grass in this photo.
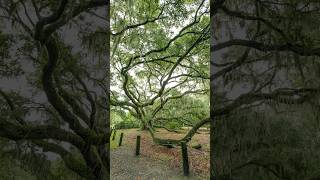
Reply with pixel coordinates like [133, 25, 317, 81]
[110, 130, 123, 149]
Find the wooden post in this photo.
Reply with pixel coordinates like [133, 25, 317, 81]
[118, 132, 124, 146]
[181, 141, 189, 176]
[136, 135, 141, 156]
[112, 130, 117, 141]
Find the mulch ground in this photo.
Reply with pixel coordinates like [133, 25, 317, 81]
[111, 128, 209, 179]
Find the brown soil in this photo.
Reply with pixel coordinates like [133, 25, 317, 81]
[110, 128, 209, 179]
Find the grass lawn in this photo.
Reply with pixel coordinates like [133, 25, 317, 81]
[110, 129, 127, 149]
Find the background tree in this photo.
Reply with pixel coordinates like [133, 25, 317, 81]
[211, 0, 320, 179]
[0, 0, 110, 179]
[111, 0, 210, 146]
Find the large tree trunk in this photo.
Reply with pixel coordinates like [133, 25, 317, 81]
[140, 123, 148, 130]
[148, 118, 210, 147]
[140, 120, 154, 131]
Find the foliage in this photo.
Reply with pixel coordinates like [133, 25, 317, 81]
[165, 121, 182, 130]
[211, 0, 320, 179]
[111, 0, 210, 144]
[114, 119, 140, 129]
[0, 0, 110, 179]
[111, 110, 140, 129]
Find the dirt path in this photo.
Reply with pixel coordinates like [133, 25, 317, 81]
[111, 146, 203, 180]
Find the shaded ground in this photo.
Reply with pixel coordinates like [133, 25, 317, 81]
[110, 128, 209, 180]
[111, 146, 202, 180]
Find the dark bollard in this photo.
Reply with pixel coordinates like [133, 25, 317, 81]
[112, 130, 117, 141]
[181, 141, 189, 176]
[118, 132, 124, 146]
[136, 135, 141, 156]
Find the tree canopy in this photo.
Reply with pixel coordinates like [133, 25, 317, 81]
[0, 0, 110, 179]
[110, 0, 210, 146]
[211, 0, 320, 179]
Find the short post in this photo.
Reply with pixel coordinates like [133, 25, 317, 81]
[112, 130, 117, 141]
[135, 135, 141, 156]
[118, 132, 124, 147]
[181, 141, 189, 176]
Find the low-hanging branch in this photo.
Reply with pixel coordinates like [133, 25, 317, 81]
[212, 39, 320, 57]
[0, 0, 110, 179]
[149, 85, 320, 146]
